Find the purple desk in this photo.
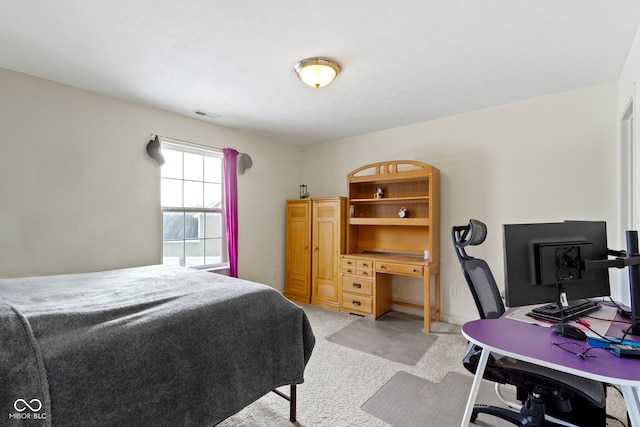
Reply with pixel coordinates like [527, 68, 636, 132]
[460, 316, 640, 427]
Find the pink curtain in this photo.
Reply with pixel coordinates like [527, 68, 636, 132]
[222, 148, 239, 277]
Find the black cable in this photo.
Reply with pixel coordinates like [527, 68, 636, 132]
[604, 384, 630, 426]
[549, 299, 633, 424]
[604, 412, 627, 427]
[619, 319, 640, 342]
[575, 314, 640, 344]
[574, 318, 619, 344]
[550, 341, 597, 359]
[551, 294, 640, 357]
[585, 314, 632, 325]
[605, 413, 627, 426]
[609, 296, 624, 310]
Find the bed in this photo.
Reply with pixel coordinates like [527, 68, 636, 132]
[0, 264, 315, 426]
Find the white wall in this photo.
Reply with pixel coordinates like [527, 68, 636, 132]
[618, 25, 640, 117]
[302, 83, 618, 324]
[616, 25, 640, 306]
[0, 67, 303, 289]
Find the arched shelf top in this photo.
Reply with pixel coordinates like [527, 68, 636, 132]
[347, 160, 434, 183]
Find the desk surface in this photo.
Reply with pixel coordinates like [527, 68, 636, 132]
[341, 252, 435, 266]
[462, 316, 640, 386]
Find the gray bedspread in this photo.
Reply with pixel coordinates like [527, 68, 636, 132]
[0, 265, 315, 426]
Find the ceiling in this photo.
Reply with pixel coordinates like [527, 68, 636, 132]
[1, 1, 640, 146]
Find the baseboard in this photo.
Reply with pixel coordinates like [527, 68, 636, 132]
[391, 304, 468, 326]
[390, 304, 424, 318]
[439, 313, 467, 326]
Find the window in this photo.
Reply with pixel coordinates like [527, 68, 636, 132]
[160, 140, 227, 269]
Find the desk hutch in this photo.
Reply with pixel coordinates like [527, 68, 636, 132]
[341, 160, 440, 332]
[284, 160, 440, 332]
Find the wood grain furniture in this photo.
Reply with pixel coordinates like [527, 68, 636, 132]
[461, 316, 640, 427]
[284, 199, 312, 303]
[285, 197, 347, 310]
[342, 160, 440, 332]
[0, 265, 314, 426]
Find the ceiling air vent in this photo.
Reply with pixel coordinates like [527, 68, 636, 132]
[192, 109, 220, 120]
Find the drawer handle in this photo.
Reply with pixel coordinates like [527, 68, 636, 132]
[347, 261, 354, 265]
[413, 269, 420, 273]
[379, 265, 386, 269]
[346, 269, 353, 273]
[362, 271, 368, 276]
[352, 283, 362, 288]
[362, 263, 369, 267]
[353, 300, 361, 306]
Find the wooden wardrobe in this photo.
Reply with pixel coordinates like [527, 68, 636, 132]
[284, 197, 347, 310]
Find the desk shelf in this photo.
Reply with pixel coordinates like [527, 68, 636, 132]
[342, 160, 441, 332]
[349, 196, 429, 203]
[349, 218, 430, 226]
[350, 197, 430, 224]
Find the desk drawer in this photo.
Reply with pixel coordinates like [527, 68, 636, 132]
[357, 259, 373, 269]
[342, 265, 357, 275]
[376, 261, 423, 277]
[342, 258, 373, 277]
[341, 258, 357, 268]
[341, 293, 372, 314]
[356, 267, 373, 277]
[342, 277, 373, 296]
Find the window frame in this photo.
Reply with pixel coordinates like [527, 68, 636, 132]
[160, 138, 228, 270]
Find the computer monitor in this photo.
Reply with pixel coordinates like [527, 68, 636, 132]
[503, 221, 610, 307]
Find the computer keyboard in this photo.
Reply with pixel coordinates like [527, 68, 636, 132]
[528, 299, 600, 322]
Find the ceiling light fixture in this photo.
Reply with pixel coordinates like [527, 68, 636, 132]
[294, 57, 341, 88]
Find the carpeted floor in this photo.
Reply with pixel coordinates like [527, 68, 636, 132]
[219, 304, 628, 426]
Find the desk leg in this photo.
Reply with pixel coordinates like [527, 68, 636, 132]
[433, 270, 440, 322]
[423, 265, 431, 332]
[460, 347, 489, 427]
[622, 385, 640, 427]
[422, 265, 441, 332]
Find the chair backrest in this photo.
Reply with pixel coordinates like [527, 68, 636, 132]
[452, 220, 506, 319]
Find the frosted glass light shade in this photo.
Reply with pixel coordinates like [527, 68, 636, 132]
[294, 57, 340, 88]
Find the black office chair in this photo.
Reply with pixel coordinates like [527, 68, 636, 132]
[452, 219, 607, 426]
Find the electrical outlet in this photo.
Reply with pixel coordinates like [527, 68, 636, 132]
[449, 286, 457, 297]
[270, 269, 277, 280]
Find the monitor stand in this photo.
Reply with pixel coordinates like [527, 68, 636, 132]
[626, 231, 640, 335]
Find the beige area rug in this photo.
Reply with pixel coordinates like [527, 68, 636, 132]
[362, 370, 628, 427]
[361, 370, 517, 427]
[325, 311, 438, 365]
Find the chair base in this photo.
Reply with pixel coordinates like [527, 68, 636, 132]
[471, 394, 567, 427]
[472, 404, 529, 425]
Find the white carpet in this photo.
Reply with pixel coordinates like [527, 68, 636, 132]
[219, 305, 628, 426]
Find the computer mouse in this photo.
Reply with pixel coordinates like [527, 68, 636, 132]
[550, 323, 587, 341]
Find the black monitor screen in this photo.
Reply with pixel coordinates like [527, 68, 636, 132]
[503, 221, 610, 307]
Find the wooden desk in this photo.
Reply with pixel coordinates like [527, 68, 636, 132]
[461, 316, 640, 426]
[339, 253, 440, 332]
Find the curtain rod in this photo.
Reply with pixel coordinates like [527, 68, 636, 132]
[153, 134, 223, 151]
[153, 135, 251, 173]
